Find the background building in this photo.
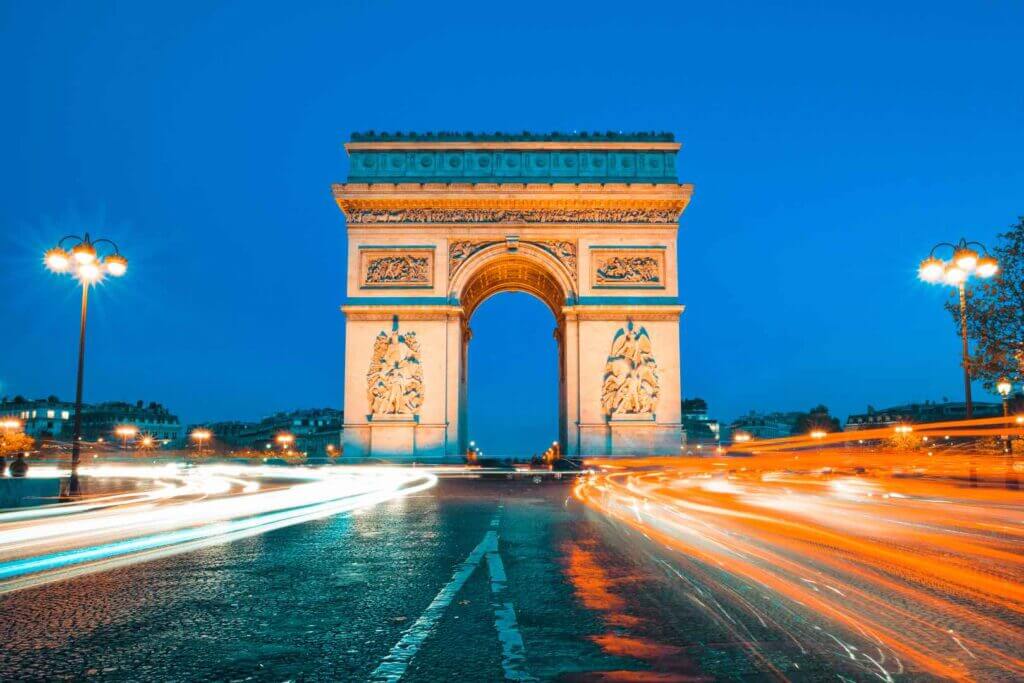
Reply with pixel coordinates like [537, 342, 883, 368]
[79, 401, 183, 443]
[681, 398, 720, 448]
[192, 408, 343, 461]
[724, 411, 804, 441]
[0, 396, 74, 437]
[846, 400, 1004, 430]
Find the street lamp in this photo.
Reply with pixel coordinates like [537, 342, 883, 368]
[918, 238, 999, 418]
[0, 418, 22, 432]
[115, 425, 137, 449]
[191, 428, 212, 455]
[997, 378, 1013, 453]
[275, 433, 294, 452]
[45, 233, 127, 494]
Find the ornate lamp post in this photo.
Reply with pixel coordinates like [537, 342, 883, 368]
[275, 432, 294, 453]
[115, 425, 137, 450]
[191, 428, 212, 456]
[918, 238, 999, 418]
[44, 233, 128, 494]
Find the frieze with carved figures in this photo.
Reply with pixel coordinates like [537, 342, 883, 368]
[591, 248, 665, 288]
[347, 208, 680, 225]
[360, 248, 434, 288]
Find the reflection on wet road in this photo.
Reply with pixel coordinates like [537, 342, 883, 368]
[1, 454, 1020, 680]
[576, 448, 1024, 680]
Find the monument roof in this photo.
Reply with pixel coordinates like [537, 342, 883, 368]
[350, 131, 675, 142]
[343, 131, 682, 184]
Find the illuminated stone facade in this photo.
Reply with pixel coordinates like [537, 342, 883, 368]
[336, 133, 692, 460]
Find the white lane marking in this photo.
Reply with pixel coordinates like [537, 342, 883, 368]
[371, 521, 498, 682]
[486, 550, 534, 681]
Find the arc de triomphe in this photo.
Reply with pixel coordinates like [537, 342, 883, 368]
[335, 132, 692, 460]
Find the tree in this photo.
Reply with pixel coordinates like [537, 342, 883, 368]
[949, 217, 1024, 388]
[793, 405, 842, 434]
[0, 431, 35, 456]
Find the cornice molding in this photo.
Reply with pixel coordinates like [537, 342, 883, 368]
[346, 141, 681, 152]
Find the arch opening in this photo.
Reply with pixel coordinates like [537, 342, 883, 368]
[464, 291, 561, 458]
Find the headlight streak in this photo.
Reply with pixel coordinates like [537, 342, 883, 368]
[0, 466, 436, 594]
[576, 442, 1024, 680]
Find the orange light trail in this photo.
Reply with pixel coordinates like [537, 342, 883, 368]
[575, 420, 1024, 680]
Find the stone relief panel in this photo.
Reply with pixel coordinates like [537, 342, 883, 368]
[448, 240, 497, 278]
[591, 248, 665, 288]
[448, 239, 578, 282]
[347, 208, 680, 224]
[360, 248, 434, 288]
[601, 323, 660, 417]
[367, 326, 424, 416]
[534, 241, 577, 281]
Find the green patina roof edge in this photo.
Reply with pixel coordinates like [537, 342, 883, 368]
[350, 131, 675, 142]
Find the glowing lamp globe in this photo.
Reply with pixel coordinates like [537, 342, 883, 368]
[71, 242, 97, 265]
[975, 255, 998, 278]
[76, 261, 104, 283]
[997, 379, 1013, 397]
[942, 264, 967, 286]
[44, 247, 71, 273]
[953, 247, 979, 272]
[104, 254, 128, 277]
[918, 257, 944, 283]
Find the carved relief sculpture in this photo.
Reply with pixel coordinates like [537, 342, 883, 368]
[349, 208, 680, 225]
[448, 240, 497, 278]
[367, 327, 424, 416]
[592, 249, 665, 288]
[535, 240, 577, 281]
[601, 323, 659, 416]
[360, 248, 434, 288]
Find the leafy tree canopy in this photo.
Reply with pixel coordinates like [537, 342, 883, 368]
[948, 217, 1024, 389]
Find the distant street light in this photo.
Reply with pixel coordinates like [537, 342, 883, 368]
[140, 435, 155, 451]
[919, 238, 999, 418]
[0, 418, 21, 432]
[191, 428, 212, 455]
[115, 425, 137, 450]
[733, 431, 752, 443]
[997, 378, 1013, 453]
[809, 430, 827, 440]
[45, 233, 128, 494]
[275, 433, 294, 452]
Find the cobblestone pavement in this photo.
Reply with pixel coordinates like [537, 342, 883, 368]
[0, 478, 872, 681]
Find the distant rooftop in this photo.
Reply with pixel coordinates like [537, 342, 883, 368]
[350, 131, 675, 143]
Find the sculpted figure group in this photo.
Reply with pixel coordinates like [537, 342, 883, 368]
[601, 323, 660, 416]
[367, 328, 424, 415]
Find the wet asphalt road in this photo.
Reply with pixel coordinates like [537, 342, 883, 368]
[0, 478, 861, 681]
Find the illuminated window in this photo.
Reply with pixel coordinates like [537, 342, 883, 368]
[61, 410, 70, 420]
[47, 410, 55, 418]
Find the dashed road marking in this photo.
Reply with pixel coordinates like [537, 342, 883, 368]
[373, 506, 531, 682]
[487, 550, 534, 681]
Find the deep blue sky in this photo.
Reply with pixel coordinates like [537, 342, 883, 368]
[2, 2, 1022, 453]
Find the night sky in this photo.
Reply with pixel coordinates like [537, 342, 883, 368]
[1, 2, 1021, 454]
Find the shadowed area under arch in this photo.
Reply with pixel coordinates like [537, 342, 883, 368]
[459, 253, 568, 320]
[466, 292, 558, 457]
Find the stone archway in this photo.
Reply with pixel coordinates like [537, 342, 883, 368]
[450, 244, 576, 456]
[335, 132, 693, 461]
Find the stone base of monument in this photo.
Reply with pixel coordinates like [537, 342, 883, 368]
[580, 415, 683, 457]
[343, 415, 449, 461]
